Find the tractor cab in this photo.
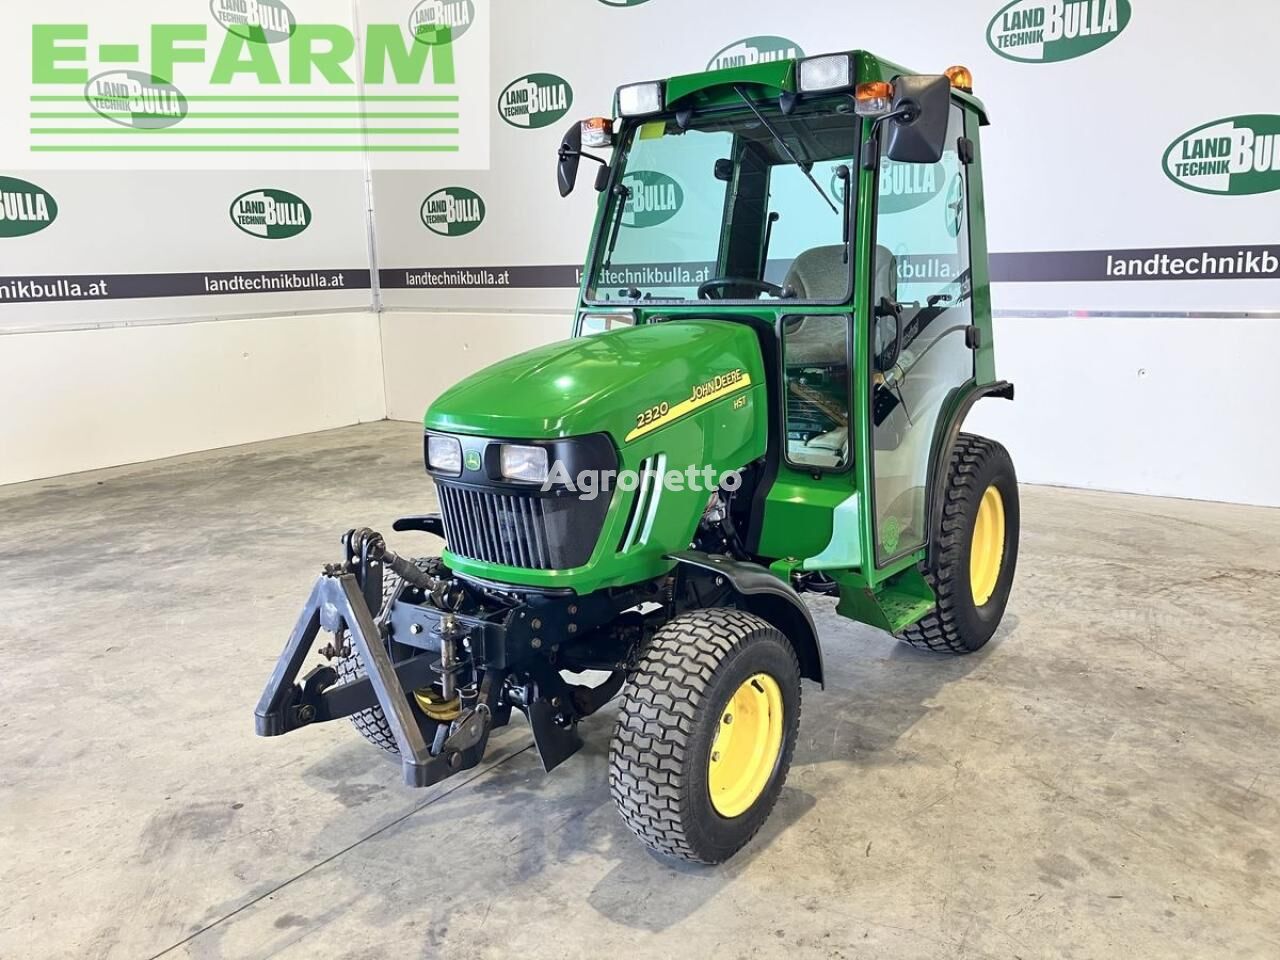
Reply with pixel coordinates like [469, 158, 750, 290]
[558, 51, 1001, 598]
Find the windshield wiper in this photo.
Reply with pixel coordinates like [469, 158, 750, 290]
[733, 85, 838, 215]
[601, 183, 631, 271]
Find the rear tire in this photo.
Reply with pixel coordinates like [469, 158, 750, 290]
[609, 608, 801, 864]
[900, 433, 1019, 654]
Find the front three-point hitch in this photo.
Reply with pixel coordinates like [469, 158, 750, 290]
[254, 524, 629, 788]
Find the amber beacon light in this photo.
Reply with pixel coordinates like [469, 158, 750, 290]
[945, 65, 974, 93]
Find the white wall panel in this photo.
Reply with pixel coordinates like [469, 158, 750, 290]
[0, 312, 384, 485]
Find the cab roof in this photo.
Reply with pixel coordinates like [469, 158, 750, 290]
[650, 49, 990, 126]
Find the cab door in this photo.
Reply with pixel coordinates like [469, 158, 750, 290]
[869, 103, 977, 566]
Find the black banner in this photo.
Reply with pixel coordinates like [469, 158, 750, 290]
[1, 244, 1277, 305]
[0, 269, 372, 305]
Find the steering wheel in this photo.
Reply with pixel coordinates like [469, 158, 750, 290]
[697, 277, 785, 300]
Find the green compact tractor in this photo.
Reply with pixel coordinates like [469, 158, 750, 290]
[257, 51, 1018, 864]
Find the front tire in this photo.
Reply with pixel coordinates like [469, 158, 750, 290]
[900, 433, 1019, 654]
[335, 558, 436, 755]
[609, 608, 801, 864]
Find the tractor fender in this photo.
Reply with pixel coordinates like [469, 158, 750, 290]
[925, 380, 1015, 568]
[667, 550, 824, 688]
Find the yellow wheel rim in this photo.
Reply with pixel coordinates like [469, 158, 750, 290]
[708, 673, 785, 819]
[970, 484, 1006, 607]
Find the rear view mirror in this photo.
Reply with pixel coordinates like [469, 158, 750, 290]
[714, 158, 735, 182]
[557, 121, 583, 197]
[885, 75, 950, 165]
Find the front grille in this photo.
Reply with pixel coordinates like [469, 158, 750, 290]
[437, 482, 612, 570]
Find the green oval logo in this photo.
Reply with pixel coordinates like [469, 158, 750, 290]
[0, 177, 58, 239]
[464, 449, 482, 471]
[621, 171, 682, 228]
[230, 189, 312, 239]
[84, 71, 188, 129]
[879, 159, 946, 214]
[707, 36, 804, 72]
[422, 187, 485, 236]
[409, 0, 476, 45]
[1164, 115, 1280, 196]
[987, 0, 1131, 63]
[498, 73, 573, 130]
[209, 0, 296, 44]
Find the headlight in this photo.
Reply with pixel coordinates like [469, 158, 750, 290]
[617, 81, 664, 118]
[798, 54, 853, 93]
[427, 435, 462, 475]
[500, 444, 549, 484]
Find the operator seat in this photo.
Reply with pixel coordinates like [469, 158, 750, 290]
[782, 245, 898, 365]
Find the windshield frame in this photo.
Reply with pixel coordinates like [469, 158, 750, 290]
[582, 95, 862, 309]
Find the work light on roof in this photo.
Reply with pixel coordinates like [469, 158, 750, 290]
[617, 82, 665, 118]
[798, 54, 853, 93]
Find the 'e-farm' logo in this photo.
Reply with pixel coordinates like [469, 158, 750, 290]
[987, 0, 1131, 62]
[231, 189, 312, 239]
[1164, 116, 1280, 196]
[707, 37, 804, 72]
[422, 187, 485, 236]
[498, 74, 573, 129]
[0, 177, 58, 238]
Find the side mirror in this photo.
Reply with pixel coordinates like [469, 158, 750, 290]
[557, 121, 583, 197]
[885, 75, 951, 165]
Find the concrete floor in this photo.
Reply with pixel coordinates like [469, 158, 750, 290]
[1, 421, 1277, 960]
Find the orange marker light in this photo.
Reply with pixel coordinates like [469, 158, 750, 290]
[581, 116, 613, 149]
[945, 65, 974, 93]
[854, 81, 894, 117]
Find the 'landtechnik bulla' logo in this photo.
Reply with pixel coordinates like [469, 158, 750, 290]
[422, 187, 485, 236]
[498, 74, 573, 129]
[1164, 116, 1280, 196]
[231, 189, 312, 239]
[0, 177, 58, 238]
[707, 37, 804, 72]
[621, 171, 682, 228]
[987, 0, 1131, 62]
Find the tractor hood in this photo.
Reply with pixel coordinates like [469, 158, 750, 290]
[425, 319, 765, 440]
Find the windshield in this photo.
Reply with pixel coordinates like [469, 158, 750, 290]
[587, 97, 859, 304]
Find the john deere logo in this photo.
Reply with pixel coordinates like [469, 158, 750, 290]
[621, 171, 682, 228]
[879, 159, 946, 214]
[1164, 116, 1280, 196]
[707, 36, 804, 72]
[209, 0, 296, 44]
[464, 449, 482, 471]
[409, 0, 475, 45]
[422, 187, 485, 236]
[0, 177, 58, 239]
[84, 71, 188, 129]
[231, 189, 312, 239]
[498, 74, 573, 129]
[987, 0, 1131, 63]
